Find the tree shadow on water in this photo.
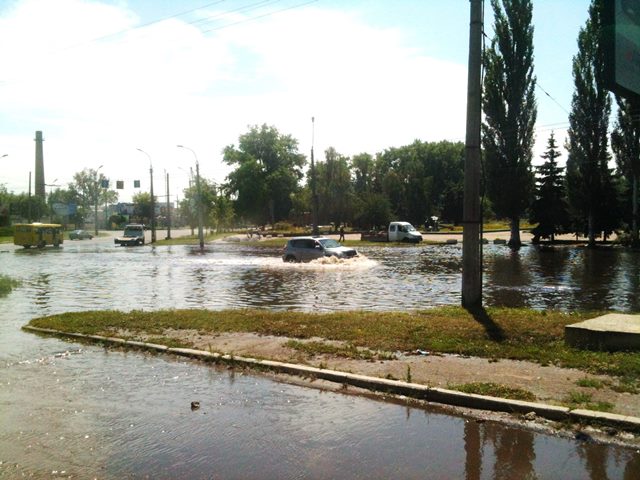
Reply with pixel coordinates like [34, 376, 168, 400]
[465, 306, 506, 342]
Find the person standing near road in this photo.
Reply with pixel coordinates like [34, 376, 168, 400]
[339, 225, 345, 242]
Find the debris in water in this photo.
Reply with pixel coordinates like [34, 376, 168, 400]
[191, 401, 200, 410]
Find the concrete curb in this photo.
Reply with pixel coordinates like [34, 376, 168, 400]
[23, 325, 640, 432]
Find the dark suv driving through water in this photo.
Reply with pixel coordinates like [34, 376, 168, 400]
[282, 236, 358, 262]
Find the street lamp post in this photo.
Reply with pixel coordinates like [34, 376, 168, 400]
[94, 165, 103, 236]
[310, 117, 319, 236]
[177, 145, 204, 250]
[136, 148, 156, 243]
[165, 169, 171, 240]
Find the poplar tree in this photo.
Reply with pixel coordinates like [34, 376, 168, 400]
[529, 132, 569, 242]
[565, 0, 613, 246]
[482, 0, 537, 249]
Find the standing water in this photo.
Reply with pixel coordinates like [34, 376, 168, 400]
[1, 238, 639, 478]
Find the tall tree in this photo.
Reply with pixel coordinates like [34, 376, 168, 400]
[529, 132, 570, 241]
[314, 147, 354, 228]
[565, 0, 613, 246]
[482, 0, 537, 248]
[611, 96, 640, 244]
[224, 124, 306, 225]
[70, 168, 118, 233]
[132, 192, 152, 224]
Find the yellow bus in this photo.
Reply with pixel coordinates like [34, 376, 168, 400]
[14, 223, 64, 249]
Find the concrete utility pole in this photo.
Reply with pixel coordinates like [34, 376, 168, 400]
[177, 145, 204, 250]
[462, 0, 483, 309]
[137, 148, 156, 243]
[94, 165, 103, 236]
[311, 116, 319, 236]
[165, 171, 171, 240]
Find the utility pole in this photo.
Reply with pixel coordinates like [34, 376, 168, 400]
[462, 0, 483, 309]
[195, 160, 204, 249]
[28, 171, 32, 223]
[137, 148, 156, 243]
[149, 162, 156, 243]
[177, 145, 204, 250]
[166, 171, 172, 240]
[311, 116, 319, 236]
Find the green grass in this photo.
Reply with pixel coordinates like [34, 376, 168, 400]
[448, 382, 536, 402]
[146, 336, 192, 348]
[25, 307, 640, 382]
[153, 231, 229, 246]
[0, 235, 12, 244]
[563, 391, 614, 412]
[575, 378, 605, 389]
[285, 339, 395, 361]
[0, 275, 20, 296]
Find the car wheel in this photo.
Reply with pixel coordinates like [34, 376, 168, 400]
[284, 255, 297, 263]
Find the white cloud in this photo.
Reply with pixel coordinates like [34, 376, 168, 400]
[0, 1, 467, 201]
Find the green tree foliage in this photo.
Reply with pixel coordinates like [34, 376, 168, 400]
[374, 141, 465, 227]
[529, 132, 570, 241]
[224, 124, 306, 225]
[611, 96, 640, 242]
[351, 153, 375, 195]
[181, 178, 219, 231]
[0, 186, 46, 224]
[70, 168, 118, 227]
[213, 195, 235, 232]
[354, 192, 392, 230]
[482, 0, 537, 248]
[314, 147, 354, 228]
[132, 192, 152, 224]
[47, 187, 83, 226]
[565, 0, 617, 246]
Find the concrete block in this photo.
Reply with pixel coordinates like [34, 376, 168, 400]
[565, 314, 640, 351]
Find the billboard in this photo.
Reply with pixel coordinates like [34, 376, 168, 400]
[605, 0, 640, 99]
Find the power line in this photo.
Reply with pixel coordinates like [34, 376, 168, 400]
[201, 0, 319, 33]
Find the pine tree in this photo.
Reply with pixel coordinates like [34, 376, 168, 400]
[565, 0, 614, 247]
[529, 132, 569, 242]
[482, 0, 537, 249]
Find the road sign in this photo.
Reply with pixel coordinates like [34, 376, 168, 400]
[605, 0, 640, 100]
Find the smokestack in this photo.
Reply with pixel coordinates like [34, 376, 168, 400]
[34, 131, 45, 198]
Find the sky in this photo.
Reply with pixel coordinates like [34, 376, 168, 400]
[0, 0, 591, 203]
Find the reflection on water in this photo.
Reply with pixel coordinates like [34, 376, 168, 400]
[1, 240, 640, 477]
[1, 348, 638, 479]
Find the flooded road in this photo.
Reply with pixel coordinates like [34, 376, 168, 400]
[1, 237, 640, 478]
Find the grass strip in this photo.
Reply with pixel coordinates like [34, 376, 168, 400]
[26, 307, 640, 381]
[0, 274, 20, 296]
[448, 382, 536, 402]
[153, 232, 229, 246]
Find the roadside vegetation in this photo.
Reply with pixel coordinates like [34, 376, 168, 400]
[27, 307, 640, 384]
[448, 382, 536, 402]
[0, 274, 19, 296]
[154, 231, 229, 246]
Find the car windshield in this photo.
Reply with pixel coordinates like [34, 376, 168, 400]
[318, 239, 341, 248]
[124, 228, 141, 237]
[405, 224, 416, 232]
